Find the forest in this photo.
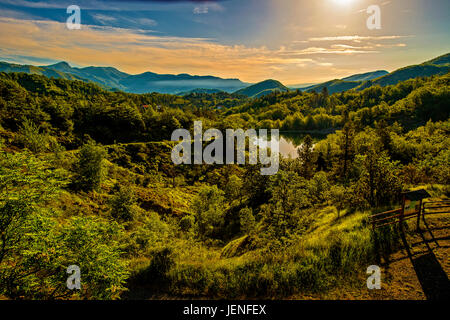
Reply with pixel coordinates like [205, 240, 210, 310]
[0, 70, 449, 299]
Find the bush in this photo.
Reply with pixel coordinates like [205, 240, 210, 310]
[72, 140, 106, 192]
[191, 185, 226, 239]
[180, 215, 195, 232]
[16, 118, 50, 153]
[135, 248, 174, 286]
[109, 186, 137, 222]
[239, 207, 255, 234]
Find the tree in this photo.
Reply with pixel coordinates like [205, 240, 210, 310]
[308, 171, 330, 203]
[356, 148, 402, 207]
[375, 120, 392, 153]
[326, 185, 347, 218]
[264, 170, 311, 240]
[337, 120, 355, 181]
[192, 185, 227, 239]
[297, 134, 315, 179]
[224, 174, 243, 203]
[72, 140, 106, 192]
[239, 207, 255, 235]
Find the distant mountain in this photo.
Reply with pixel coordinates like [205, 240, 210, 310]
[299, 70, 388, 94]
[301, 53, 450, 94]
[426, 53, 450, 66]
[300, 80, 361, 95]
[0, 61, 249, 94]
[341, 70, 388, 82]
[359, 54, 450, 89]
[288, 83, 317, 89]
[235, 79, 289, 98]
[0, 61, 86, 82]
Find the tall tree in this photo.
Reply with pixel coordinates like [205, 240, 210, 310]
[297, 134, 315, 179]
[337, 120, 355, 181]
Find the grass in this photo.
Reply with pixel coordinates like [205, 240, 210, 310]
[126, 204, 403, 299]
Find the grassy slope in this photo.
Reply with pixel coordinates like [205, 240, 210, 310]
[124, 185, 449, 299]
[31, 131, 448, 300]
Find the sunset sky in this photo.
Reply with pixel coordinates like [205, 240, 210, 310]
[0, 0, 448, 85]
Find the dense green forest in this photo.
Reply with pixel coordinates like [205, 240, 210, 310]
[0, 71, 449, 299]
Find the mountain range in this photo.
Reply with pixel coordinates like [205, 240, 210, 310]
[0, 52, 448, 98]
[300, 53, 450, 94]
[0, 61, 249, 94]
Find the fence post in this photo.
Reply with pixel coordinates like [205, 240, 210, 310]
[400, 194, 405, 233]
[416, 199, 423, 231]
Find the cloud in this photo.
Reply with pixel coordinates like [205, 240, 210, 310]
[92, 14, 117, 24]
[308, 35, 413, 42]
[0, 0, 64, 9]
[193, 2, 224, 14]
[282, 46, 378, 55]
[193, 6, 208, 14]
[0, 0, 225, 12]
[136, 18, 158, 26]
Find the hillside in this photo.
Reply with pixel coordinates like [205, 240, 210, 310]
[302, 79, 361, 94]
[302, 53, 450, 94]
[0, 61, 86, 82]
[235, 79, 289, 98]
[341, 70, 389, 82]
[360, 61, 450, 89]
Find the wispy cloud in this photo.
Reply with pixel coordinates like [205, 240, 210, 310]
[193, 2, 224, 15]
[137, 18, 158, 27]
[308, 35, 413, 42]
[193, 6, 208, 14]
[92, 14, 117, 25]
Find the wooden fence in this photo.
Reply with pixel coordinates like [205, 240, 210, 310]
[369, 199, 450, 230]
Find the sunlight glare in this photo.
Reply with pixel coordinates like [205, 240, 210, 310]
[334, 0, 353, 5]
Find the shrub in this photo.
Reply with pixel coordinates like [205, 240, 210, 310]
[109, 186, 137, 222]
[239, 207, 255, 234]
[16, 118, 50, 153]
[72, 140, 106, 192]
[179, 215, 195, 232]
[191, 185, 226, 239]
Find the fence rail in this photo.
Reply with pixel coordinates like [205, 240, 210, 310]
[423, 201, 450, 215]
[369, 199, 450, 229]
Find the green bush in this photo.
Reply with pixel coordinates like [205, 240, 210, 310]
[109, 186, 137, 222]
[72, 140, 106, 192]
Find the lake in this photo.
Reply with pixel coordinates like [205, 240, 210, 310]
[254, 132, 329, 159]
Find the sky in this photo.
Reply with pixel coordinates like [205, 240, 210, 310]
[0, 0, 448, 85]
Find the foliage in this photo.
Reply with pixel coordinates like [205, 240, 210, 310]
[72, 140, 106, 192]
[109, 186, 137, 222]
[0, 148, 127, 299]
[192, 185, 227, 239]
